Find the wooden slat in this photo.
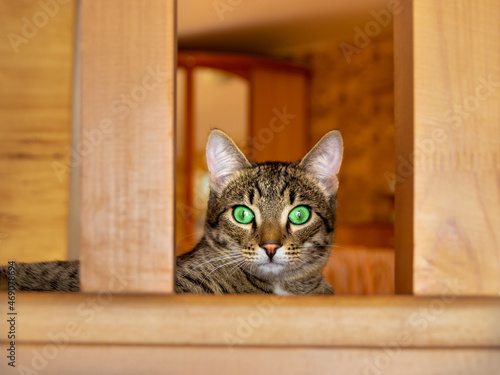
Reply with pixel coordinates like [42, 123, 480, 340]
[12, 345, 500, 375]
[2, 293, 499, 348]
[0, 1, 76, 263]
[394, 0, 500, 295]
[79, 0, 176, 292]
[393, 0, 414, 295]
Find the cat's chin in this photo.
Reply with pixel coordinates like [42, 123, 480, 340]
[254, 262, 286, 279]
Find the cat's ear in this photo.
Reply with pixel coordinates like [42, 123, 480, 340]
[300, 130, 343, 193]
[206, 129, 251, 192]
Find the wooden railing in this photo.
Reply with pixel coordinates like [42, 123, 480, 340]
[1, 0, 499, 373]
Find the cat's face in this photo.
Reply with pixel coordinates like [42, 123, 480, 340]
[204, 130, 343, 281]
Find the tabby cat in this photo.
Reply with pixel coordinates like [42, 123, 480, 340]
[0, 129, 343, 295]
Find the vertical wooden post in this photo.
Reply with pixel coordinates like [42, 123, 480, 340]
[395, 0, 500, 295]
[394, 0, 414, 294]
[79, 0, 176, 292]
[183, 68, 195, 249]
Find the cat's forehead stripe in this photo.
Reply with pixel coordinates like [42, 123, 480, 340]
[248, 189, 254, 205]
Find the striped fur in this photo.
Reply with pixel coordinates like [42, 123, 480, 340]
[0, 261, 79, 292]
[0, 130, 343, 295]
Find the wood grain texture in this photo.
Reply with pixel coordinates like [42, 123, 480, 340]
[250, 68, 309, 162]
[79, 0, 175, 292]
[11, 345, 500, 375]
[393, 0, 414, 294]
[2, 293, 499, 348]
[325, 246, 394, 295]
[395, 0, 500, 295]
[0, 0, 75, 263]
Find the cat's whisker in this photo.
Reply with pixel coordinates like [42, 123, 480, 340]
[226, 258, 248, 278]
[294, 255, 328, 269]
[190, 252, 241, 269]
[331, 243, 352, 250]
[292, 244, 334, 249]
[287, 252, 330, 267]
[176, 231, 204, 242]
[200, 258, 243, 284]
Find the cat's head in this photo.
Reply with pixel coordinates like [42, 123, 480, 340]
[204, 129, 343, 281]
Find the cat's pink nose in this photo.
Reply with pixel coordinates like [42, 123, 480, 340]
[261, 242, 280, 260]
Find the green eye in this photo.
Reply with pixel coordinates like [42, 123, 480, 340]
[233, 206, 254, 224]
[288, 206, 311, 225]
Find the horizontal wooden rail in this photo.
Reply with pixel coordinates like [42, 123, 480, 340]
[13, 345, 500, 375]
[1, 294, 499, 348]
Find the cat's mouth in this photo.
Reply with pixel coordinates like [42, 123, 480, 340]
[250, 246, 289, 276]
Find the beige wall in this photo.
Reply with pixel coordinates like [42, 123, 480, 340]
[0, 0, 75, 263]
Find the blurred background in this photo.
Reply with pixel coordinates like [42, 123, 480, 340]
[0, 0, 395, 294]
